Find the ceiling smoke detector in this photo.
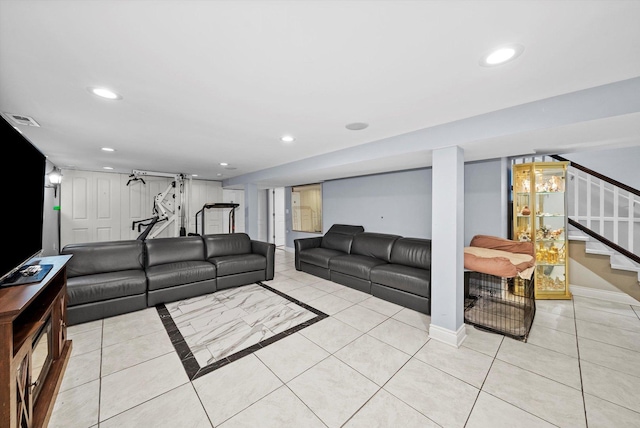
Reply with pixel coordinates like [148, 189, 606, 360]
[345, 122, 368, 131]
[5, 113, 40, 127]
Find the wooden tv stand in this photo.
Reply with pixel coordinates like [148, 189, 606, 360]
[0, 255, 73, 428]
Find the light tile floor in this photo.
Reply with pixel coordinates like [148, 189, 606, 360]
[49, 249, 640, 427]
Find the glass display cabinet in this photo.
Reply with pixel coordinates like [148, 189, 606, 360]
[512, 161, 571, 299]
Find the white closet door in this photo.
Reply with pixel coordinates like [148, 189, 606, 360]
[61, 170, 226, 247]
[60, 170, 121, 247]
[190, 180, 223, 235]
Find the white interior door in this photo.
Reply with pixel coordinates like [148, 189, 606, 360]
[257, 189, 268, 242]
[274, 188, 285, 246]
[60, 170, 122, 247]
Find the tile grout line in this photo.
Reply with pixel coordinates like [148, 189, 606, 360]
[574, 299, 640, 418]
[575, 339, 640, 414]
[572, 303, 640, 333]
[473, 334, 561, 427]
[273, 268, 439, 425]
[188, 381, 215, 428]
[362, 338, 443, 427]
[291, 318, 431, 427]
[98, 383, 192, 426]
[256, 350, 333, 428]
[97, 319, 104, 426]
[573, 298, 590, 428]
[573, 296, 640, 319]
[492, 341, 584, 393]
[255, 277, 426, 426]
[461, 335, 499, 428]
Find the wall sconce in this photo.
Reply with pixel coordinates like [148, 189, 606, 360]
[46, 166, 63, 197]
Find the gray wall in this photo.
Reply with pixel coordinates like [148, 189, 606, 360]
[285, 158, 507, 248]
[464, 158, 508, 243]
[323, 169, 432, 238]
[561, 145, 640, 189]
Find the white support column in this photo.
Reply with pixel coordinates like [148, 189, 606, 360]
[430, 146, 467, 347]
[244, 183, 259, 239]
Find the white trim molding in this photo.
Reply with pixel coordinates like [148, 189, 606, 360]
[569, 284, 640, 306]
[429, 323, 467, 348]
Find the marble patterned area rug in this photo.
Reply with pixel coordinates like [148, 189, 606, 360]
[156, 282, 327, 380]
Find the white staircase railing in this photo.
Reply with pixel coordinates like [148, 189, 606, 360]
[565, 166, 639, 257]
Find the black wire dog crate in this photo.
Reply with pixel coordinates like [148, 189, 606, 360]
[464, 271, 535, 341]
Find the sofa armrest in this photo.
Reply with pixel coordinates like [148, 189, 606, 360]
[251, 240, 275, 280]
[294, 237, 323, 270]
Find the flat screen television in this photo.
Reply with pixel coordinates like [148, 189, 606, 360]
[0, 116, 46, 284]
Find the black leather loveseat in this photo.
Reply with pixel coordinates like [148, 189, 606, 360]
[62, 233, 274, 325]
[295, 225, 432, 314]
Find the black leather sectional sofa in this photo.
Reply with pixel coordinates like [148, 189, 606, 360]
[61, 233, 275, 325]
[295, 225, 432, 314]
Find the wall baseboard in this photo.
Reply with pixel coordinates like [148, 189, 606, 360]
[428, 323, 467, 348]
[569, 284, 640, 306]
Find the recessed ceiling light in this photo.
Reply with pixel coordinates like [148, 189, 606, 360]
[281, 135, 295, 143]
[217, 173, 222, 177]
[88, 87, 122, 100]
[192, 174, 198, 177]
[345, 122, 369, 131]
[101, 147, 115, 152]
[480, 44, 524, 67]
[220, 162, 228, 166]
[103, 166, 113, 170]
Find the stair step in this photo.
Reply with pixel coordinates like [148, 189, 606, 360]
[567, 225, 589, 241]
[609, 254, 640, 281]
[564, 222, 639, 280]
[585, 240, 615, 256]
[568, 232, 589, 241]
[610, 254, 640, 270]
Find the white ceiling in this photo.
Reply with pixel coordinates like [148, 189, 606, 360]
[1, 1, 639, 185]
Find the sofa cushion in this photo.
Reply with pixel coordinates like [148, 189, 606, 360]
[209, 254, 266, 277]
[320, 224, 364, 253]
[67, 270, 147, 306]
[62, 240, 145, 277]
[299, 247, 345, 269]
[329, 254, 387, 280]
[390, 238, 432, 270]
[204, 233, 252, 258]
[351, 233, 400, 262]
[146, 261, 217, 291]
[370, 264, 430, 298]
[145, 236, 205, 266]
